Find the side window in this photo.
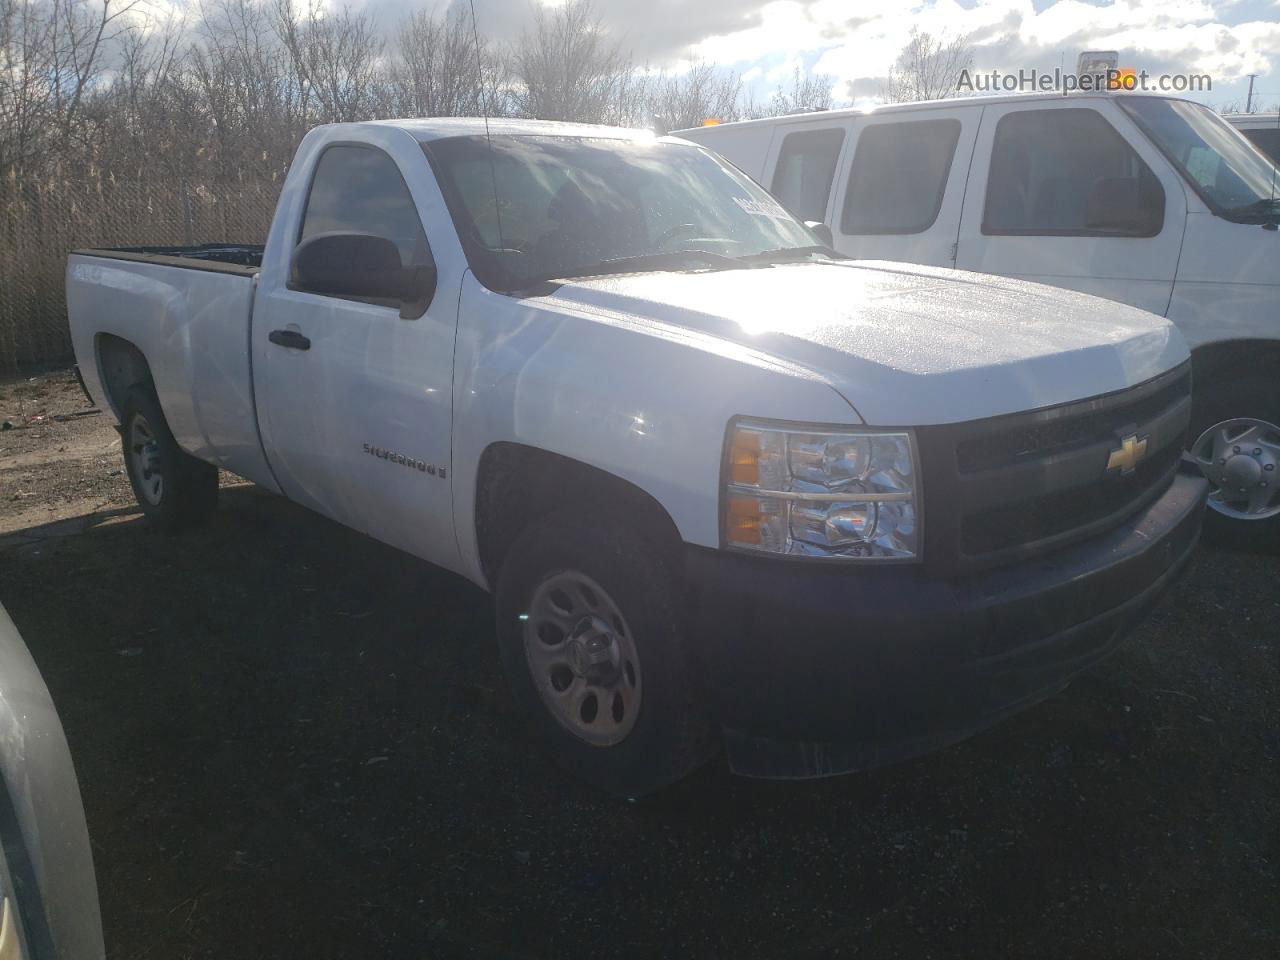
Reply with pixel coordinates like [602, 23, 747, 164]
[840, 118, 961, 235]
[983, 109, 1164, 237]
[771, 128, 845, 223]
[1243, 128, 1280, 164]
[299, 144, 433, 272]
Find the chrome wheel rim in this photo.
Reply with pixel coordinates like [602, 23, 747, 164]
[1190, 417, 1280, 520]
[128, 414, 164, 506]
[523, 571, 641, 747]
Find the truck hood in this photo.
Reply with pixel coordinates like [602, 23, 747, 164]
[542, 260, 1187, 425]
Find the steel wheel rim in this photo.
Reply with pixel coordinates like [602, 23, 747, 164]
[1190, 417, 1280, 520]
[523, 571, 641, 747]
[128, 414, 164, 506]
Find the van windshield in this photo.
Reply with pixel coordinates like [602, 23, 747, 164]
[1119, 97, 1280, 223]
[423, 135, 823, 291]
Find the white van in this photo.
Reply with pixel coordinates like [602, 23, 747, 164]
[1226, 113, 1280, 163]
[679, 92, 1280, 544]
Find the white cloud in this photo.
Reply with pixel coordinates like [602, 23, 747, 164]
[328, 0, 1280, 109]
[680, 0, 1280, 105]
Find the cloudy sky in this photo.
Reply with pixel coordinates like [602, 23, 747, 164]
[356, 0, 1280, 111]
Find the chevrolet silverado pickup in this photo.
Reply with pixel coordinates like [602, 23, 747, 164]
[67, 119, 1206, 796]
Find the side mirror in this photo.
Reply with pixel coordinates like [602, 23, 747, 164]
[805, 220, 834, 248]
[290, 232, 436, 317]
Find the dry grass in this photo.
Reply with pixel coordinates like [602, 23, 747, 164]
[0, 172, 281, 372]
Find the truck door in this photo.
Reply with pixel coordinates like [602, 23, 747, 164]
[252, 131, 461, 571]
[829, 107, 979, 267]
[955, 100, 1185, 316]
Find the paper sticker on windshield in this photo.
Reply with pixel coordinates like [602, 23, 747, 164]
[734, 196, 791, 219]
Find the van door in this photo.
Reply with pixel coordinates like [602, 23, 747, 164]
[829, 107, 980, 267]
[955, 99, 1185, 316]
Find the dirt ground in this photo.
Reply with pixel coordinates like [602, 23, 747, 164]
[1, 369, 1276, 959]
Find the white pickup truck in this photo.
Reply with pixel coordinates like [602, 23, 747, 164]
[67, 119, 1205, 796]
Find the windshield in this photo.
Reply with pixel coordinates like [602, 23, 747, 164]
[1119, 97, 1280, 222]
[423, 135, 822, 290]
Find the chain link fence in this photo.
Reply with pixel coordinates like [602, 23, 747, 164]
[0, 174, 283, 373]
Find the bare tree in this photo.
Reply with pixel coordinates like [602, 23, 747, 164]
[51, 0, 142, 144]
[747, 65, 834, 118]
[0, 0, 139, 174]
[88, 15, 190, 177]
[186, 0, 299, 181]
[389, 6, 487, 119]
[274, 0, 382, 125]
[1, 0, 59, 173]
[507, 0, 644, 125]
[881, 29, 973, 104]
[645, 61, 741, 130]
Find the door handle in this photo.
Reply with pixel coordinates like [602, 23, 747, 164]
[268, 329, 311, 351]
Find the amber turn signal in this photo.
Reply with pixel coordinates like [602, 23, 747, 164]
[729, 429, 760, 486]
[725, 495, 763, 545]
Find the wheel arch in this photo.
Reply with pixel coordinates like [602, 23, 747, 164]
[473, 442, 685, 588]
[1190, 339, 1280, 391]
[94, 333, 154, 421]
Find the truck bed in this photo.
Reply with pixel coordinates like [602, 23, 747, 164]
[66, 246, 280, 494]
[72, 244, 264, 275]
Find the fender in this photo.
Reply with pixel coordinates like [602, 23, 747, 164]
[449, 272, 858, 587]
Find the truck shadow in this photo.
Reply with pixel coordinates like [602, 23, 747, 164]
[0, 486, 1274, 959]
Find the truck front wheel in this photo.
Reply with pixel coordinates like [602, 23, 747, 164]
[121, 385, 218, 530]
[495, 509, 716, 797]
[1187, 377, 1280, 549]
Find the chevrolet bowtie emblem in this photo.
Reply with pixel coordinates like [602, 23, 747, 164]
[1106, 433, 1149, 476]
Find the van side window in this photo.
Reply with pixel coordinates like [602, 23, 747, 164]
[983, 109, 1164, 237]
[771, 128, 845, 223]
[299, 144, 433, 271]
[840, 119, 961, 235]
[1242, 128, 1280, 164]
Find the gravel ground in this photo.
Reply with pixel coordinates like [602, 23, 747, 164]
[1, 369, 1276, 959]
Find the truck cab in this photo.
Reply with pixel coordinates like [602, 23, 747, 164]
[680, 93, 1280, 542]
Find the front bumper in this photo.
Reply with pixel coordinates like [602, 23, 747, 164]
[684, 471, 1207, 779]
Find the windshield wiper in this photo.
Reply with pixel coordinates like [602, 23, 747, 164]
[737, 245, 846, 264]
[529, 249, 750, 284]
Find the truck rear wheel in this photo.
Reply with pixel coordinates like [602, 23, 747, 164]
[121, 385, 218, 530]
[1187, 377, 1280, 550]
[495, 508, 716, 797]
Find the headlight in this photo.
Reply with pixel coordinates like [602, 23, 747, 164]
[723, 420, 920, 560]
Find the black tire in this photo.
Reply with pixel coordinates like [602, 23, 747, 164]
[495, 508, 716, 797]
[120, 384, 219, 530]
[1187, 376, 1280, 551]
